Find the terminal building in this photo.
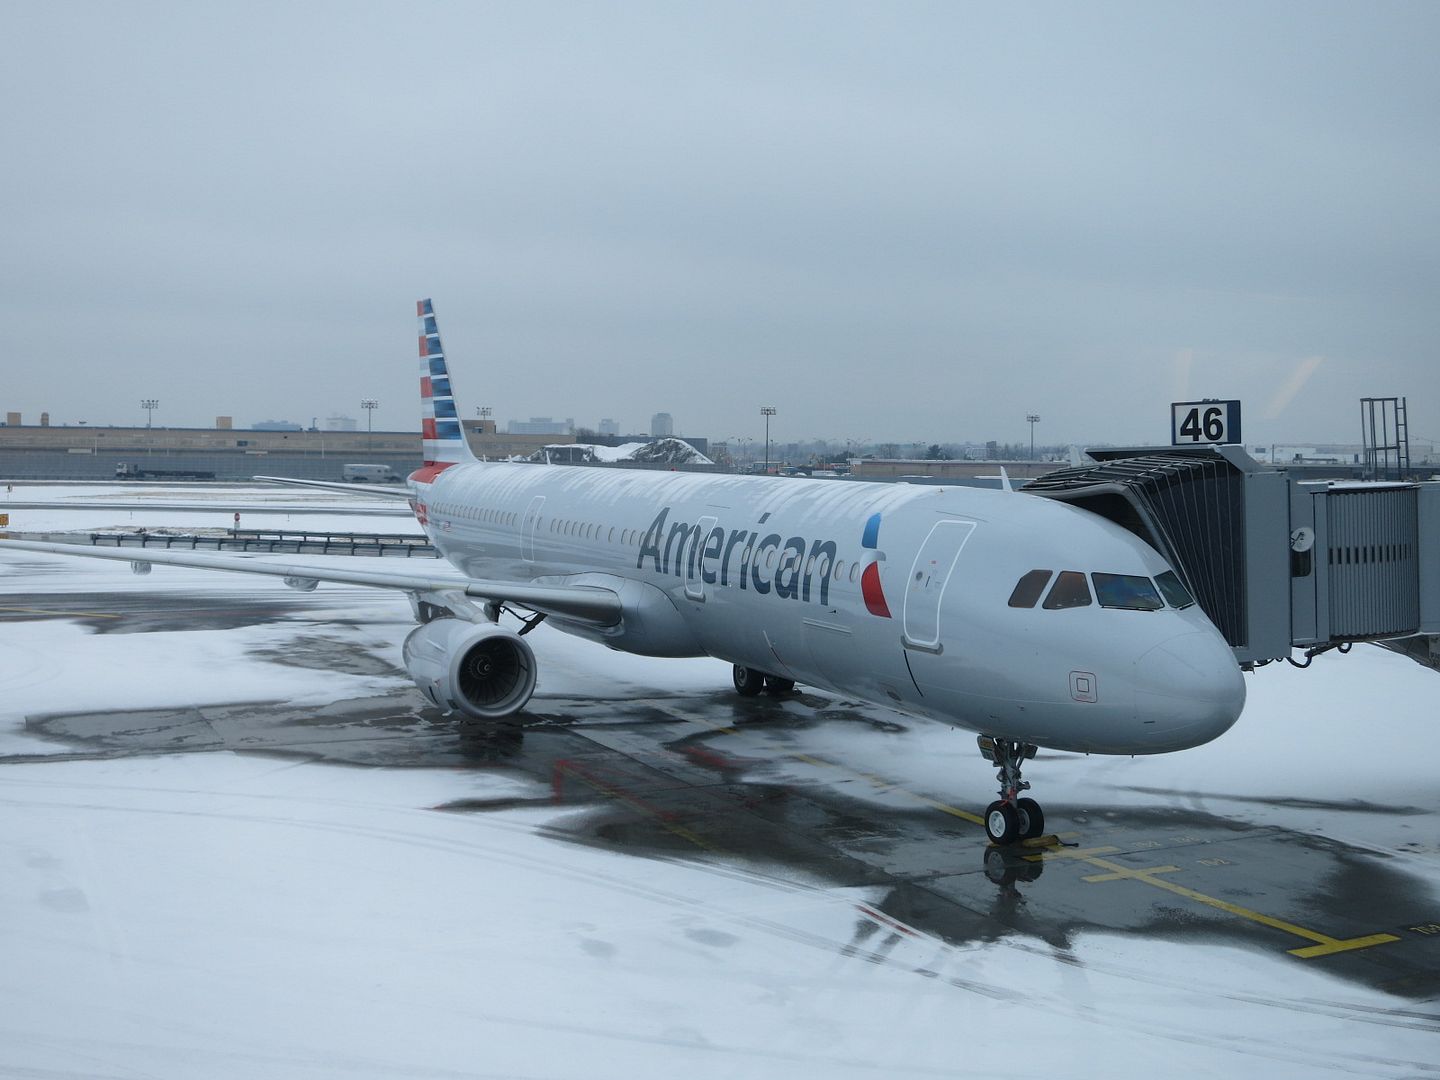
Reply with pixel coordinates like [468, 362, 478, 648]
[0, 415, 578, 481]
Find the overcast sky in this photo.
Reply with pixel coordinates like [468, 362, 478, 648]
[2, 1, 1436, 449]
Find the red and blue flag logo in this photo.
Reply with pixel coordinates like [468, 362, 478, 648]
[860, 512, 891, 618]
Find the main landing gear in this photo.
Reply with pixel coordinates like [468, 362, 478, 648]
[732, 665, 795, 696]
[979, 735, 1044, 845]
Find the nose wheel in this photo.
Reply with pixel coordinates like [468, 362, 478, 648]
[979, 736, 1044, 845]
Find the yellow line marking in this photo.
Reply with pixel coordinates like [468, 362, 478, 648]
[1041, 847, 1399, 957]
[1288, 935, 1403, 959]
[0, 605, 122, 619]
[1024, 846, 1120, 862]
[786, 753, 986, 823]
[905, 791, 985, 826]
[669, 709, 1402, 958]
[1082, 864, 1182, 883]
[800, 738, 1402, 959]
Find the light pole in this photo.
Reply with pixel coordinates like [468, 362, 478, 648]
[761, 406, 776, 475]
[361, 398, 379, 454]
[1026, 414, 1040, 461]
[141, 398, 158, 429]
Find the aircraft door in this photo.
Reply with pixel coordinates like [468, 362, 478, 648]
[684, 516, 717, 601]
[521, 496, 545, 562]
[902, 519, 976, 652]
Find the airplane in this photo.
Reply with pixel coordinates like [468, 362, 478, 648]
[0, 299, 1246, 845]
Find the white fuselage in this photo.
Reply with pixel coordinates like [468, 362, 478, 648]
[410, 462, 1245, 755]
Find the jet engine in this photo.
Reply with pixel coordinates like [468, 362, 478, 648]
[402, 618, 537, 720]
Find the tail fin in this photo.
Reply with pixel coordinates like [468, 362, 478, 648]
[416, 298, 478, 480]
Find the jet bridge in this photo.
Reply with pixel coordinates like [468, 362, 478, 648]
[1024, 445, 1440, 672]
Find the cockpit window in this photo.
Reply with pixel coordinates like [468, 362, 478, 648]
[1042, 571, 1092, 610]
[1155, 570, 1195, 609]
[1007, 569, 1053, 608]
[1093, 573, 1164, 611]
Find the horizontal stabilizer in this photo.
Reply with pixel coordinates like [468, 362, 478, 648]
[253, 476, 414, 500]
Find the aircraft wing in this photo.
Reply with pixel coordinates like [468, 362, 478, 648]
[253, 476, 414, 500]
[0, 538, 622, 625]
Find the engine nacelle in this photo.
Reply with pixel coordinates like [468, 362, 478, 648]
[402, 618, 537, 720]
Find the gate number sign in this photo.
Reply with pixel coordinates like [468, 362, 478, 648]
[1171, 400, 1241, 446]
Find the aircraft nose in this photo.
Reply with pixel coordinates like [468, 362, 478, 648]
[1133, 630, 1246, 750]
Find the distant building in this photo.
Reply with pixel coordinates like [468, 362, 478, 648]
[598, 417, 620, 437]
[650, 412, 674, 437]
[508, 417, 574, 435]
[324, 414, 358, 432]
[253, 420, 303, 431]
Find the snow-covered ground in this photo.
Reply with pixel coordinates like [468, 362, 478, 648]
[1, 486, 1437, 1078]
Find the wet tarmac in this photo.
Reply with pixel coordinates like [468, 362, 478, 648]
[10, 626, 1440, 1005]
[0, 589, 399, 634]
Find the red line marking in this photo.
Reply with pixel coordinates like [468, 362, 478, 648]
[857, 904, 920, 937]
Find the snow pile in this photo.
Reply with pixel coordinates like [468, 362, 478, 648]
[521, 438, 713, 466]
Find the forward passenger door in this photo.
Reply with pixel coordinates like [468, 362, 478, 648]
[902, 519, 976, 653]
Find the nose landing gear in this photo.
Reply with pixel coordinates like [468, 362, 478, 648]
[979, 736, 1044, 845]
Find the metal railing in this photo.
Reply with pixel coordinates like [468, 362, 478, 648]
[88, 529, 437, 558]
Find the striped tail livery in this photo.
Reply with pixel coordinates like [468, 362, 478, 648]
[415, 298, 477, 484]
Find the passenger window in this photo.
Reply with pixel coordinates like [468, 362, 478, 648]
[1042, 571, 1092, 610]
[833, 559, 845, 580]
[1155, 570, 1195, 609]
[1093, 573, 1163, 611]
[1007, 569, 1053, 608]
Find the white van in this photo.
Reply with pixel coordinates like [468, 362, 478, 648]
[341, 464, 400, 483]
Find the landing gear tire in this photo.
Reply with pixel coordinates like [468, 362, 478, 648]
[984, 800, 1021, 845]
[764, 675, 795, 694]
[1016, 797, 1045, 840]
[978, 736, 1043, 845]
[732, 665, 766, 697]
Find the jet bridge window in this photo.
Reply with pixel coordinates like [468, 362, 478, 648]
[1154, 570, 1194, 609]
[1042, 571, 1092, 610]
[1007, 569, 1053, 608]
[1092, 573, 1163, 611]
